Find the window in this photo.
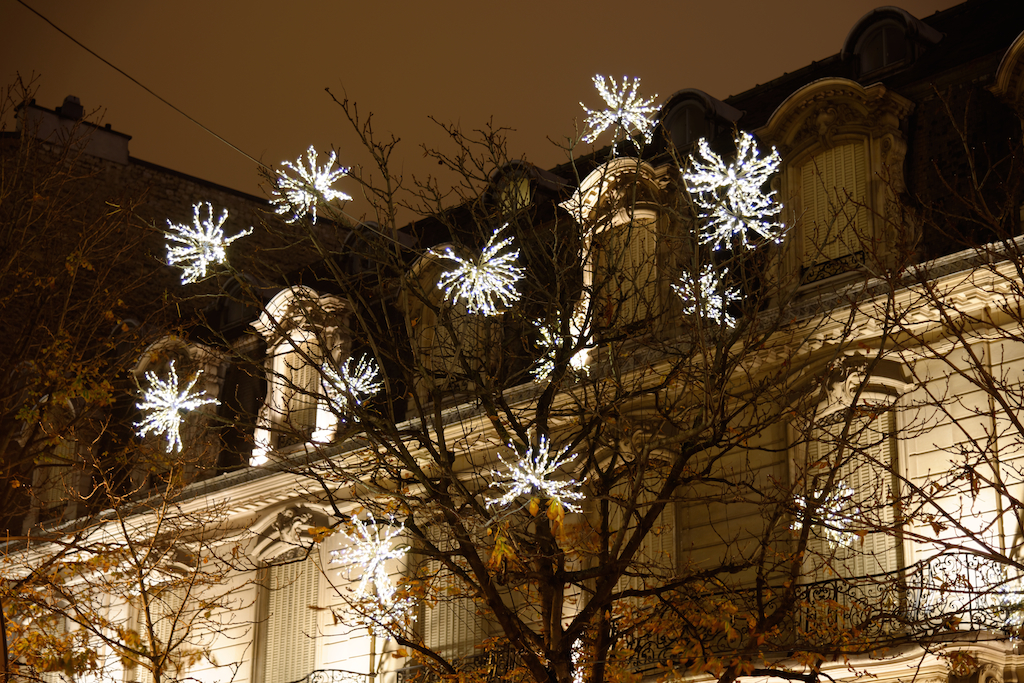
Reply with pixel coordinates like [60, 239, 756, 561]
[134, 586, 189, 683]
[663, 101, 709, 151]
[253, 287, 347, 459]
[758, 79, 914, 286]
[419, 530, 490, 660]
[594, 213, 659, 332]
[258, 553, 322, 683]
[800, 140, 869, 279]
[858, 21, 907, 75]
[802, 409, 902, 581]
[403, 255, 490, 406]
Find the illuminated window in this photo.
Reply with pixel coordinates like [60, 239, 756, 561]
[257, 553, 322, 683]
[253, 287, 346, 459]
[802, 410, 901, 580]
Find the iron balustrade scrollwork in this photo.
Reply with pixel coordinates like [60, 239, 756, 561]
[803, 250, 867, 283]
[393, 554, 1021, 681]
[611, 553, 1023, 672]
[396, 648, 522, 683]
[287, 670, 374, 683]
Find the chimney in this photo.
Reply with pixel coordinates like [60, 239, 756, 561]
[57, 95, 84, 120]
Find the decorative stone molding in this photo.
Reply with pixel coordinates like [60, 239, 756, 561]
[559, 158, 662, 226]
[991, 30, 1024, 113]
[759, 79, 914, 160]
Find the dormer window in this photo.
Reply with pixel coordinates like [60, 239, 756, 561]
[842, 7, 942, 80]
[658, 89, 742, 153]
[858, 21, 908, 74]
[664, 101, 709, 150]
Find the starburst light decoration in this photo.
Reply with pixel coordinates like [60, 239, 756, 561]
[683, 132, 783, 251]
[581, 75, 659, 150]
[322, 355, 383, 413]
[531, 316, 591, 382]
[271, 146, 352, 223]
[331, 513, 414, 630]
[792, 481, 857, 548]
[488, 437, 585, 513]
[135, 362, 218, 453]
[164, 202, 251, 284]
[671, 265, 742, 327]
[433, 225, 524, 316]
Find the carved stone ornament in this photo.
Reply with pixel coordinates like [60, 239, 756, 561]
[560, 158, 661, 226]
[757, 79, 915, 159]
[990, 29, 1024, 113]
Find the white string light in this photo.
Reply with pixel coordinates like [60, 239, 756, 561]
[271, 146, 352, 223]
[683, 132, 783, 251]
[135, 361, 217, 453]
[322, 355, 382, 413]
[165, 202, 251, 284]
[488, 437, 585, 513]
[671, 265, 742, 327]
[433, 225, 523, 316]
[531, 316, 590, 382]
[331, 513, 414, 632]
[792, 481, 857, 549]
[581, 75, 658, 151]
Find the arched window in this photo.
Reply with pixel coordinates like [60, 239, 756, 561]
[252, 287, 347, 460]
[841, 8, 941, 79]
[658, 90, 741, 153]
[561, 158, 668, 346]
[402, 252, 490, 407]
[799, 139, 870, 278]
[758, 79, 914, 286]
[858, 21, 908, 75]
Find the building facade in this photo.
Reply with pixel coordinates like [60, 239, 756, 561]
[7, 3, 1024, 683]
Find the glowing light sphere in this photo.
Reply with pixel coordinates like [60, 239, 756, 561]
[165, 202, 251, 284]
[488, 437, 584, 513]
[671, 265, 742, 327]
[331, 513, 414, 631]
[323, 355, 382, 413]
[433, 225, 523, 316]
[271, 146, 352, 223]
[792, 481, 857, 549]
[135, 362, 218, 453]
[581, 75, 658, 150]
[683, 132, 783, 251]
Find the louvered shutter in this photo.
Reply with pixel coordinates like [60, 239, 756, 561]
[285, 350, 319, 441]
[264, 554, 320, 683]
[421, 531, 486, 659]
[806, 411, 899, 581]
[136, 586, 186, 683]
[801, 142, 869, 265]
[610, 475, 675, 596]
[598, 217, 659, 329]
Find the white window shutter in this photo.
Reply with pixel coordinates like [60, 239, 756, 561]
[801, 142, 869, 265]
[264, 554, 321, 683]
[421, 532, 486, 660]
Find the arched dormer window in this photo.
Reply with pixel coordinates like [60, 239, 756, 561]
[252, 286, 347, 460]
[560, 158, 668, 342]
[400, 251, 490, 407]
[991, 28, 1024, 115]
[757, 79, 914, 286]
[794, 357, 911, 591]
[658, 89, 742, 153]
[133, 337, 223, 487]
[842, 7, 942, 79]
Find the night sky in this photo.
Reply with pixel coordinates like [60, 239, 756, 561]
[2, 0, 962, 222]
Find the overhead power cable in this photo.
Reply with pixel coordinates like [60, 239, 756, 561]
[14, 0, 270, 171]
